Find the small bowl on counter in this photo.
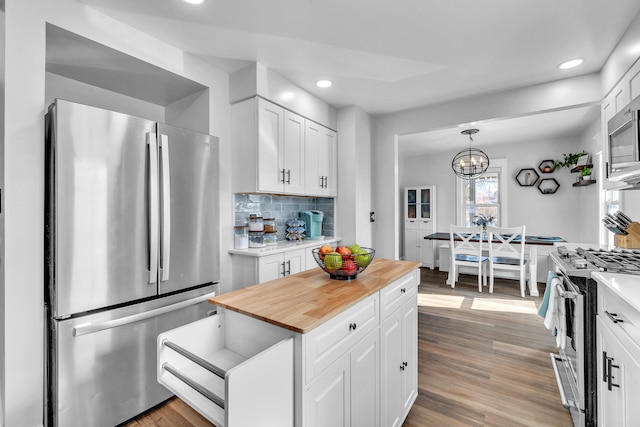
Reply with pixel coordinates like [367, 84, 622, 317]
[312, 246, 375, 280]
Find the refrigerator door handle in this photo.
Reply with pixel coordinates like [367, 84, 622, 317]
[72, 292, 217, 337]
[159, 133, 171, 282]
[147, 132, 159, 284]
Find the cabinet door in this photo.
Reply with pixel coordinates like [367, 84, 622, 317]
[419, 187, 432, 220]
[285, 249, 306, 276]
[320, 127, 337, 197]
[619, 337, 640, 426]
[400, 302, 418, 416]
[258, 253, 285, 283]
[351, 330, 379, 427]
[283, 110, 305, 194]
[305, 354, 350, 427]
[305, 122, 323, 196]
[380, 310, 403, 427]
[404, 230, 418, 263]
[598, 316, 623, 427]
[257, 99, 285, 193]
[405, 188, 418, 220]
[305, 122, 337, 197]
[419, 232, 434, 269]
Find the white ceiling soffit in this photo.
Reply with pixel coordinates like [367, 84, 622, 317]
[45, 24, 206, 106]
[76, 0, 640, 116]
[398, 104, 602, 157]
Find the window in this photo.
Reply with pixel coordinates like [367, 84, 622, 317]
[456, 158, 508, 227]
[462, 173, 500, 226]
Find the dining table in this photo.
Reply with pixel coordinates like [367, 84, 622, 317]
[423, 232, 566, 296]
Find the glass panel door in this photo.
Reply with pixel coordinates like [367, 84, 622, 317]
[407, 189, 417, 218]
[420, 188, 431, 219]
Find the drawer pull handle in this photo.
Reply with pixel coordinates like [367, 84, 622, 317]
[399, 364, 405, 371]
[403, 361, 408, 367]
[605, 310, 624, 324]
[162, 362, 225, 409]
[400, 287, 407, 293]
[163, 339, 226, 379]
[349, 322, 357, 331]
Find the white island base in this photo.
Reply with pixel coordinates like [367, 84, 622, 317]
[157, 259, 420, 427]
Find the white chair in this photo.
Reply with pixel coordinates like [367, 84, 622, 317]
[448, 225, 488, 292]
[487, 225, 527, 297]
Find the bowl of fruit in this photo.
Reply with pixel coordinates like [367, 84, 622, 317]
[312, 244, 375, 280]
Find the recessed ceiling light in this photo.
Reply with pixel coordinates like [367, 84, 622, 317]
[557, 58, 584, 70]
[184, 0, 204, 4]
[316, 80, 332, 88]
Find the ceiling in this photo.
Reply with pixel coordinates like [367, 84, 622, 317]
[398, 104, 602, 156]
[76, 0, 640, 117]
[72, 0, 637, 156]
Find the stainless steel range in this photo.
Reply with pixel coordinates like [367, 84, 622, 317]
[549, 246, 640, 427]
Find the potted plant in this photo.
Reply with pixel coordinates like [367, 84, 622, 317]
[554, 151, 588, 170]
[581, 167, 592, 181]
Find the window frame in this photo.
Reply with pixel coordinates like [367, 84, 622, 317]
[456, 158, 508, 227]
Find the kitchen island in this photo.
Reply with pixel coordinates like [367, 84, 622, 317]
[157, 258, 421, 427]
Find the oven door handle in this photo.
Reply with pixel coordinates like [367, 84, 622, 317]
[555, 282, 578, 300]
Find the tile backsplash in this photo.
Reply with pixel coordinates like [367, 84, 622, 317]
[234, 194, 334, 242]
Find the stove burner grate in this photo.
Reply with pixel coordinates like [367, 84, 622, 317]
[579, 248, 640, 274]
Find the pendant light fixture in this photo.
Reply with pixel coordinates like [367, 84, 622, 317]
[451, 129, 489, 180]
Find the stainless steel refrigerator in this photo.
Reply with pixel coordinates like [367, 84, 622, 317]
[44, 99, 220, 427]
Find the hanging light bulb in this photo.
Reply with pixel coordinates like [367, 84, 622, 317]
[451, 129, 490, 180]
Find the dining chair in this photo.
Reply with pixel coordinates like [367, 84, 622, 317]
[486, 225, 527, 297]
[448, 225, 488, 292]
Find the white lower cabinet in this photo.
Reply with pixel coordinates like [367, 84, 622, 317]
[380, 300, 418, 427]
[258, 249, 305, 282]
[157, 310, 294, 427]
[596, 282, 640, 427]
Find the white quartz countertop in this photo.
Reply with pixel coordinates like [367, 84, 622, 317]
[229, 237, 341, 257]
[592, 271, 640, 314]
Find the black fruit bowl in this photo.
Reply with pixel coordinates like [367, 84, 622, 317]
[312, 247, 375, 280]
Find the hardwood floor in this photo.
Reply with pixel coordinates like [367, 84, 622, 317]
[122, 268, 573, 427]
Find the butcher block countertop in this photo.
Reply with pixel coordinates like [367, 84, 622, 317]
[209, 258, 420, 334]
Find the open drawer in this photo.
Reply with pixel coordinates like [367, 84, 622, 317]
[157, 311, 294, 427]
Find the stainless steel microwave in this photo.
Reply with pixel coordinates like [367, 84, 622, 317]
[608, 95, 640, 178]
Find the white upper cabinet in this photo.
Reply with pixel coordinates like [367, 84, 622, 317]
[254, 98, 305, 194]
[232, 96, 336, 197]
[305, 121, 337, 197]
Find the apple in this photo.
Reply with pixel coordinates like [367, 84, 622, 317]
[335, 246, 352, 260]
[348, 244, 361, 254]
[354, 249, 371, 268]
[324, 252, 343, 271]
[318, 244, 333, 260]
[342, 259, 357, 276]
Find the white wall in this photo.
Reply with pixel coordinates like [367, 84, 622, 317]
[1, 1, 232, 425]
[337, 105, 373, 247]
[373, 73, 603, 259]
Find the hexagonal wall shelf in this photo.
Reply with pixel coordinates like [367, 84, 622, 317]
[538, 160, 555, 174]
[515, 168, 539, 186]
[537, 178, 560, 194]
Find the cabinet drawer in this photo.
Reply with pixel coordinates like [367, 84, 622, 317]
[304, 293, 379, 382]
[599, 286, 640, 347]
[380, 270, 419, 321]
[157, 311, 294, 427]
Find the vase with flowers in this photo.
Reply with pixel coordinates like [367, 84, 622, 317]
[474, 214, 496, 237]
